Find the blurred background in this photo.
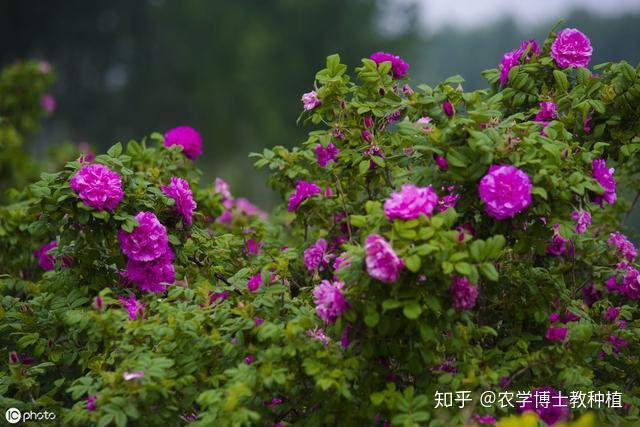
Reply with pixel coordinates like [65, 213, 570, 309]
[2, 0, 640, 207]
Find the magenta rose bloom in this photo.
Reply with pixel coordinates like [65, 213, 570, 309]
[301, 90, 321, 111]
[41, 94, 56, 114]
[370, 51, 409, 79]
[384, 184, 439, 220]
[571, 210, 591, 234]
[551, 28, 592, 69]
[34, 240, 58, 271]
[442, 100, 454, 117]
[499, 39, 539, 86]
[313, 280, 349, 323]
[518, 386, 570, 426]
[70, 163, 124, 211]
[478, 165, 532, 220]
[534, 101, 557, 122]
[545, 326, 568, 342]
[118, 211, 169, 262]
[118, 293, 145, 320]
[125, 248, 175, 293]
[365, 234, 404, 283]
[591, 159, 616, 206]
[162, 176, 197, 225]
[315, 143, 339, 168]
[287, 180, 322, 212]
[449, 275, 478, 310]
[608, 231, 637, 261]
[304, 238, 330, 271]
[164, 126, 203, 160]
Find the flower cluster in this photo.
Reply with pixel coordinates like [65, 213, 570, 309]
[571, 210, 591, 233]
[315, 143, 339, 167]
[383, 184, 439, 220]
[288, 180, 322, 212]
[364, 234, 404, 283]
[118, 293, 145, 320]
[499, 39, 539, 86]
[34, 241, 59, 271]
[449, 275, 478, 310]
[304, 238, 331, 271]
[70, 163, 124, 211]
[369, 51, 409, 79]
[312, 280, 348, 323]
[478, 165, 532, 220]
[162, 176, 197, 225]
[118, 211, 174, 293]
[591, 159, 617, 206]
[164, 126, 203, 160]
[551, 28, 592, 69]
[608, 232, 637, 261]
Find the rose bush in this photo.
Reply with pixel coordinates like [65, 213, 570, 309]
[1, 23, 640, 426]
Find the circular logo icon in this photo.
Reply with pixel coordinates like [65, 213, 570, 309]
[5, 407, 21, 424]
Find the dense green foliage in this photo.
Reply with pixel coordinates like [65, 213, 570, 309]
[1, 25, 640, 426]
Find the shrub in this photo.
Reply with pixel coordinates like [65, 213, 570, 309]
[1, 24, 639, 426]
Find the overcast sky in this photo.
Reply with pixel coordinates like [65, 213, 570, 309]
[405, 0, 640, 33]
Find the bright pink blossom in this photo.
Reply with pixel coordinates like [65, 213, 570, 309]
[118, 211, 169, 262]
[164, 126, 203, 160]
[369, 51, 409, 79]
[384, 184, 438, 220]
[534, 101, 557, 122]
[287, 181, 322, 212]
[442, 100, 454, 117]
[312, 280, 349, 323]
[591, 159, 616, 206]
[547, 224, 570, 256]
[499, 39, 540, 85]
[85, 395, 97, 411]
[301, 91, 321, 111]
[214, 177, 233, 209]
[34, 241, 58, 271]
[118, 293, 144, 320]
[571, 210, 591, 233]
[162, 176, 197, 225]
[364, 234, 404, 283]
[478, 165, 532, 220]
[449, 275, 478, 310]
[315, 143, 339, 168]
[70, 163, 124, 211]
[608, 231, 637, 261]
[304, 238, 331, 271]
[551, 28, 592, 69]
[545, 326, 568, 342]
[125, 248, 175, 293]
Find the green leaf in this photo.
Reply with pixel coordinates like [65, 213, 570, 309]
[405, 255, 421, 273]
[479, 263, 499, 281]
[107, 142, 123, 158]
[403, 301, 422, 320]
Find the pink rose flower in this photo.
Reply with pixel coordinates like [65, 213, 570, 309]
[449, 275, 478, 310]
[301, 91, 321, 111]
[125, 248, 175, 293]
[365, 234, 404, 283]
[369, 51, 409, 79]
[591, 159, 616, 206]
[478, 165, 532, 220]
[315, 143, 339, 168]
[312, 280, 349, 323]
[118, 211, 169, 262]
[551, 28, 592, 69]
[162, 176, 197, 225]
[287, 180, 322, 212]
[304, 238, 331, 270]
[383, 184, 438, 220]
[70, 164, 124, 211]
[164, 126, 203, 160]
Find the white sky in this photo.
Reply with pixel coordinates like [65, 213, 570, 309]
[405, 0, 640, 33]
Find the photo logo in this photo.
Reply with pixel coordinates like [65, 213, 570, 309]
[5, 408, 21, 424]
